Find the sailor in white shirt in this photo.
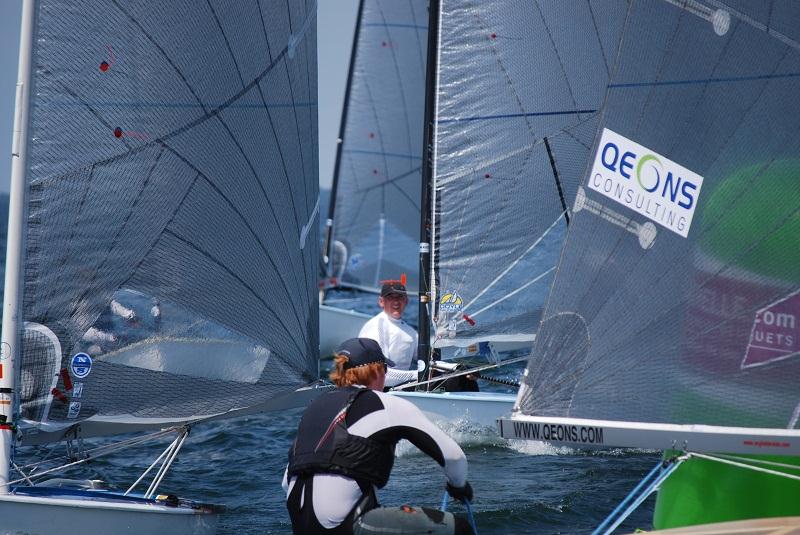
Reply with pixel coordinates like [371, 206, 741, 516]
[358, 279, 419, 388]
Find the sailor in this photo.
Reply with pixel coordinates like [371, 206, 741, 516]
[284, 338, 474, 534]
[359, 279, 420, 387]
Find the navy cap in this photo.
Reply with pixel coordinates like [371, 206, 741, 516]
[336, 338, 395, 369]
[380, 281, 407, 297]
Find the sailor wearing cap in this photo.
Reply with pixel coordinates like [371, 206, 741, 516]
[358, 280, 419, 388]
[283, 338, 473, 534]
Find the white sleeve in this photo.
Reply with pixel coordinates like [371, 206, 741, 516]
[376, 393, 468, 487]
[384, 367, 417, 387]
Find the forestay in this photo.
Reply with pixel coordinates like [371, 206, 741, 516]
[511, 0, 800, 452]
[15, 0, 319, 445]
[430, 0, 627, 347]
[329, 0, 427, 291]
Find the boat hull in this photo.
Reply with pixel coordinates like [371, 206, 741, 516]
[653, 452, 800, 530]
[319, 304, 372, 356]
[390, 390, 515, 430]
[0, 488, 220, 534]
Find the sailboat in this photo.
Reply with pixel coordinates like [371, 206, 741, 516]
[319, 0, 428, 356]
[500, 0, 800, 531]
[0, 0, 321, 532]
[386, 0, 630, 427]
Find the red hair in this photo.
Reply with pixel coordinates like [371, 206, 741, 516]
[329, 355, 385, 387]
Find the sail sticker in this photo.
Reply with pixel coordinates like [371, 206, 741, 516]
[510, 421, 605, 444]
[73, 383, 84, 399]
[439, 291, 463, 313]
[70, 352, 93, 379]
[742, 290, 799, 369]
[67, 402, 81, 419]
[587, 128, 704, 238]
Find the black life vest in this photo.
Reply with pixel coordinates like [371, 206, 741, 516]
[287, 386, 395, 488]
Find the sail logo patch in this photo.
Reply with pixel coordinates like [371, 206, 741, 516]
[70, 353, 92, 379]
[439, 291, 463, 313]
[742, 290, 799, 369]
[588, 128, 704, 237]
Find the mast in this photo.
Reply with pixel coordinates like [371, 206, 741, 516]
[0, 0, 36, 493]
[417, 0, 441, 381]
[321, 0, 367, 293]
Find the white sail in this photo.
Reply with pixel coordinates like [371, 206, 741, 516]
[7, 0, 319, 446]
[503, 0, 800, 456]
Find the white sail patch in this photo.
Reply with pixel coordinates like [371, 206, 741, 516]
[588, 129, 704, 238]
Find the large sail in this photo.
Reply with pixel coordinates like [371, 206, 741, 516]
[430, 0, 627, 347]
[512, 0, 800, 451]
[328, 0, 427, 291]
[13, 0, 318, 444]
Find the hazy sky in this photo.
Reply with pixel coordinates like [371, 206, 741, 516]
[0, 0, 359, 193]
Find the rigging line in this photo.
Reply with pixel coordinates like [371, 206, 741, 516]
[711, 453, 800, 473]
[8, 427, 182, 485]
[460, 213, 565, 313]
[591, 459, 666, 535]
[790, 401, 800, 430]
[543, 137, 570, 225]
[462, 265, 556, 322]
[160, 144, 310, 349]
[687, 452, 800, 482]
[594, 459, 684, 535]
[391, 356, 528, 390]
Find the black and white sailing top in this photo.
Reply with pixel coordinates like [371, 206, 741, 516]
[283, 386, 467, 529]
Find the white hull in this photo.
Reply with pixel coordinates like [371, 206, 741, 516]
[319, 304, 371, 356]
[0, 491, 219, 535]
[390, 391, 515, 430]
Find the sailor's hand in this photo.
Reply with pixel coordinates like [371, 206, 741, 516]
[446, 481, 473, 503]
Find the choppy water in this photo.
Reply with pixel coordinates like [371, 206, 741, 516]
[16, 399, 659, 534]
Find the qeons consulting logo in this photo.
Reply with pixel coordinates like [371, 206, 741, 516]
[588, 128, 704, 238]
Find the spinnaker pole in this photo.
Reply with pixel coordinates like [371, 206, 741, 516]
[0, 0, 36, 493]
[417, 0, 442, 385]
[321, 0, 367, 297]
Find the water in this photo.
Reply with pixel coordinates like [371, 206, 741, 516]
[16, 394, 659, 534]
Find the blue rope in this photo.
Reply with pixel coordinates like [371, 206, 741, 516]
[463, 498, 479, 535]
[592, 458, 683, 535]
[440, 491, 479, 534]
[591, 460, 664, 535]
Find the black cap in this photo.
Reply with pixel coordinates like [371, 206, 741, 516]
[380, 281, 407, 297]
[336, 338, 395, 369]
